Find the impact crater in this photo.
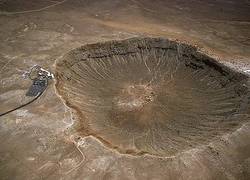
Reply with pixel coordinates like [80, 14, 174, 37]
[56, 37, 250, 156]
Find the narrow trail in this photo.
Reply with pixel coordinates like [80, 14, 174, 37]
[0, 0, 68, 15]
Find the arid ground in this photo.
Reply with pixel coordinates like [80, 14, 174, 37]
[0, 0, 250, 179]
